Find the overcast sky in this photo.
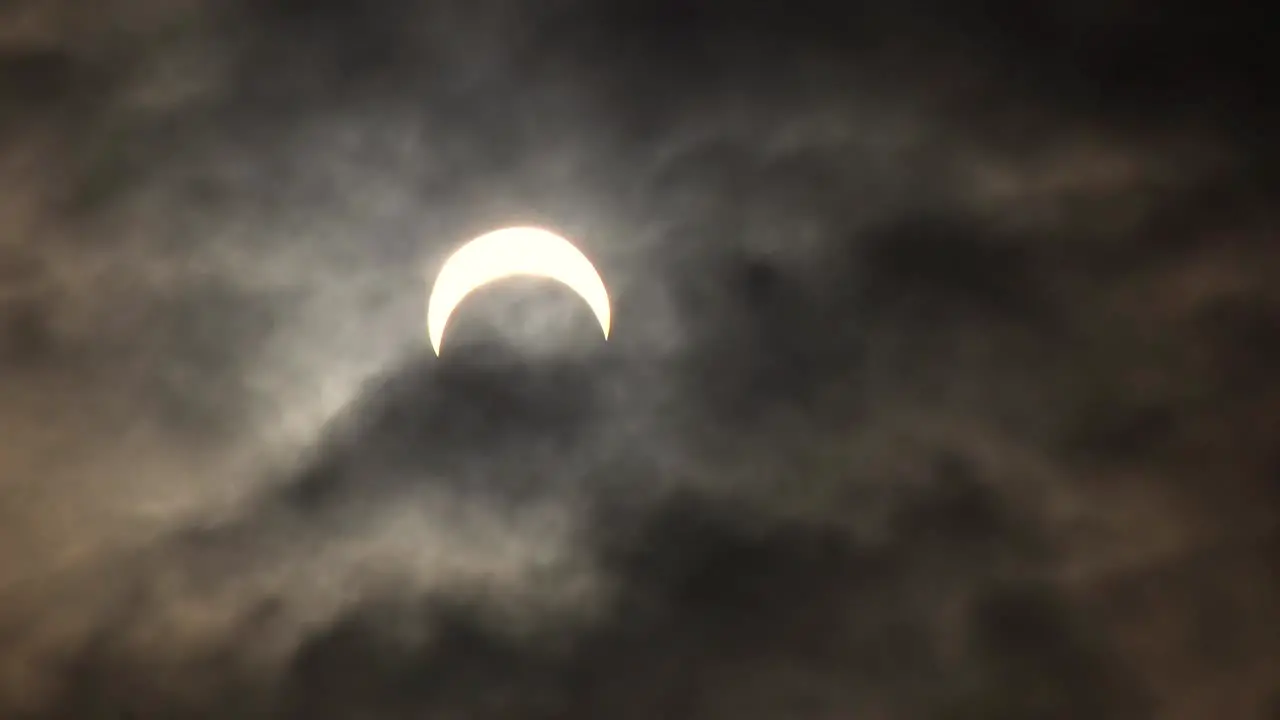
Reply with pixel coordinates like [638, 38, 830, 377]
[1, 1, 1277, 718]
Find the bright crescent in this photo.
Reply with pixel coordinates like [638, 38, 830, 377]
[426, 227, 611, 355]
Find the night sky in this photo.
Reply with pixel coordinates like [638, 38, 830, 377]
[1, 1, 1278, 718]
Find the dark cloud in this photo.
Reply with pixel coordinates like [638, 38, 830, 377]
[24, 487, 1141, 719]
[1, 0, 1278, 718]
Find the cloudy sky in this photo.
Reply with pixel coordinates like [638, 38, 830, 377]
[1, 1, 1277, 717]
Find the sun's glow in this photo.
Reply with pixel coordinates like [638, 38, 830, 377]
[426, 226, 611, 355]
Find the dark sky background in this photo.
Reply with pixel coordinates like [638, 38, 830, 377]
[1, 1, 1278, 717]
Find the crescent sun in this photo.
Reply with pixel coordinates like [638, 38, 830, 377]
[426, 226, 612, 355]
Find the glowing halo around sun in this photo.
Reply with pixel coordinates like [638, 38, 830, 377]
[426, 226, 612, 355]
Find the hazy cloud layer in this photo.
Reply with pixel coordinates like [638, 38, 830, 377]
[1, 1, 1277, 717]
